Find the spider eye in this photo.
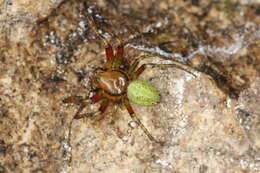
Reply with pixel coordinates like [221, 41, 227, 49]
[127, 80, 160, 106]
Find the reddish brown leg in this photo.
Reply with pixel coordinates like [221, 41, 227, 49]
[123, 99, 157, 142]
[113, 45, 124, 69]
[63, 92, 102, 118]
[63, 96, 83, 104]
[99, 99, 109, 114]
[73, 100, 91, 119]
[104, 45, 114, 69]
[87, 16, 114, 67]
[127, 59, 140, 76]
[134, 64, 146, 78]
[127, 54, 150, 78]
[63, 96, 91, 119]
[115, 45, 124, 58]
[105, 46, 114, 62]
[90, 91, 102, 103]
[75, 99, 109, 120]
[91, 99, 108, 122]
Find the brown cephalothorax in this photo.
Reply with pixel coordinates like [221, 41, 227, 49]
[96, 70, 129, 96]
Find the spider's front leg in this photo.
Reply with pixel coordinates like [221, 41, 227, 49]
[104, 44, 125, 69]
[87, 16, 125, 69]
[63, 90, 103, 119]
[87, 15, 127, 71]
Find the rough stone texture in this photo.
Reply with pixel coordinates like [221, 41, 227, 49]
[0, 0, 259, 173]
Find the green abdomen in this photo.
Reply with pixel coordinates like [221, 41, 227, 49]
[127, 80, 160, 106]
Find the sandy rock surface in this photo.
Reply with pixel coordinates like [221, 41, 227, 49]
[0, 0, 259, 173]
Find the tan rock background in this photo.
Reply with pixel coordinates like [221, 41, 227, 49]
[0, 0, 259, 173]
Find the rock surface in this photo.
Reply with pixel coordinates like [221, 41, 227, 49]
[0, 0, 259, 173]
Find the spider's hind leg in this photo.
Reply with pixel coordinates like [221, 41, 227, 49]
[131, 57, 198, 79]
[63, 95, 89, 165]
[63, 93, 107, 164]
[123, 99, 158, 143]
[144, 63, 197, 77]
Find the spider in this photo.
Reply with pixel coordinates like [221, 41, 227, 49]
[63, 16, 196, 144]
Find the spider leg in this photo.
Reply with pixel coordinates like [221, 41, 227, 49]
[87, 16, 110, 47]
[90, 90, 103, 103]
[71, 91, 103, 119]
[104, 44, 114, 68]
[123, 99, 158, 142]
[127, 55, 149, 76]
[98, 99, 109, 114]
[115, 45, 124, 57]
[65, 96, 108, 164]
[63, 95, 91, 119]
[134, 63, 146, 78]
[74, 99, 109, 120]
[87, 16, 127, 70]
[63, 90, 103, 118]
[63, 96, 83, 104]
[95, 17, 123, 47]
[105, 46, 114, 62]
[93, 99, 109, 122]
[143, 63, 197, 77]
[66, 98, 89, 165]
[128, 54, 197, 79]
[113, 45, 124, 69]
[87, 16, 114, 68]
